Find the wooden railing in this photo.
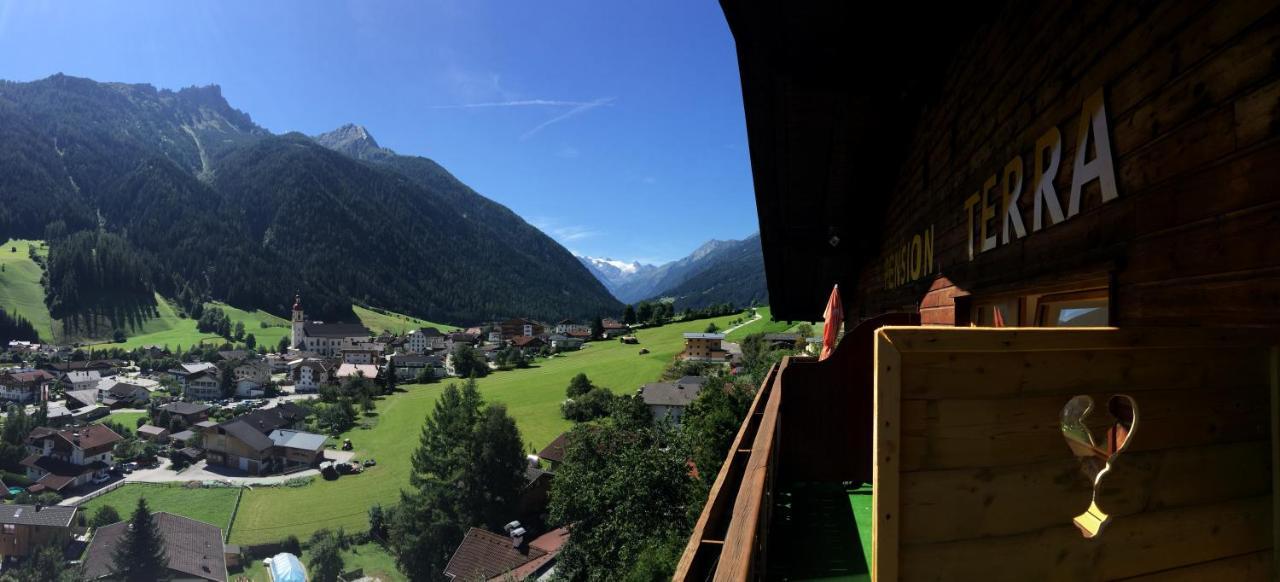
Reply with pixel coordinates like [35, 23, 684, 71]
[674, 357, 785, 581]
[673, 313, 915, 581]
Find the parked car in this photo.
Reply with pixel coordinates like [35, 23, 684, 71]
[90, 473, 110, 485]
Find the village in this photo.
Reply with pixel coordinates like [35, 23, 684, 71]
[0, 294, 801, 580]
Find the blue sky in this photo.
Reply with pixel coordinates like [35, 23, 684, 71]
[0, 0, 757, 264]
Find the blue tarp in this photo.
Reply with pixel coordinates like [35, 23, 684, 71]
[269, 553, 307, 582]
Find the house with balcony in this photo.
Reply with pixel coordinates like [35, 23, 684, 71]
[0, 504, 78, 561]
[290, 358, 334, 393]
[500, 318, 544, 340]
[22, 425, 122, 493]
[0, 370, 54, 403]
[676, 3, 1280, 581]
[407, 327, 446, 353]
[678, 333, 729, 363]
[198, 403, 315, 475]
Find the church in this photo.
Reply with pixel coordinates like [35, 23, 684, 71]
[289, 295, 373, 357]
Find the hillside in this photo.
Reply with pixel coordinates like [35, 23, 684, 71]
[0, 74, 620, 328]
[0, 240, 53, 341]
[649, 233, 768, 310]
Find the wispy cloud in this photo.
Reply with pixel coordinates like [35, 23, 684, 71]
[556, 145, 581, 159]
[520, 97, 615, 140]
[431, 99, 603, 109]
[531, 217, 603, 243]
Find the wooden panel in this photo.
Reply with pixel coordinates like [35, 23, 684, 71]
[899, 347, 1269, 399]
[1097, 440, 1272, 517]
[899, 458, 1092, 545]
[899, 496, 1272, 582]
[879, 326, 1278, 353]
[1117, 550, 1272, 582]
[899, 387, 1270, 471]
[900, 440, 1271, 546]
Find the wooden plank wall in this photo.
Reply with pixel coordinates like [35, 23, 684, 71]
[874, 327, 1275, 581]
[856, 0, 1280, 327]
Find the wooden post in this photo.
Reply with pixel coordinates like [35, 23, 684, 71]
[873, 329, 902, 582]
[1271, 346, 1279, 580]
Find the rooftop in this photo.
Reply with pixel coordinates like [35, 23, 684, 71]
[0, 503, 77, 528]
[268, 429, 327, 451]
[83, 512, 227, 582]
[683, 333, 725, 340]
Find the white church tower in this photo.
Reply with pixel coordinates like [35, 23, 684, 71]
[291, 294, 306, 349]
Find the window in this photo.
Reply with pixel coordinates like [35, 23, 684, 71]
[965, 285, 1109, 328]
[1036, 290, 1109, 327]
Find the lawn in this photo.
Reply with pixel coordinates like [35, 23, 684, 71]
[101, 411, 147, 435]
[211, 302, 291, 350]
[228, 312, 745, 545]
[0, 240, 54, 342]
[724, 306, 796, 342]
[235, 541, 402, 581]
[353, 305, 457, 336]
[79, 483, 241, 533]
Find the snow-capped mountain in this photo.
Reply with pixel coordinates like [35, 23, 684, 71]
[576, 233, 766, 307]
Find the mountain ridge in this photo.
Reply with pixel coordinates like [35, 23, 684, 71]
[576, 233, 767, 308]
[0, 74, 621, 327]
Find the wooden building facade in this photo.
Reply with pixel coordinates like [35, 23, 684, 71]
[679, 1, 1280, 580]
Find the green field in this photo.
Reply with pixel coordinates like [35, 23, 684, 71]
[353, 305, 456, 336]
[228, 312, 744, 544]
[101, 411, 147, 435]
[236, 541, 401, 581]
[212, 302, 291, 349]
[0, 240, 54, 341]
[79, 483, 241, 532]
[724, 306, 794, 342]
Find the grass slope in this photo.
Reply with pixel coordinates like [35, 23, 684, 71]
[229, 312, 744, 545]
[212, 302, 290, 349]
[101, 411, 147, 435]
[0, 240, 54, 341]
[723, 306, 794, 342]
[79, 483, 241, 532]
[354, 305, 457, 336]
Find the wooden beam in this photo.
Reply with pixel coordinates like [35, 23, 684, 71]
[873, 329, 902, 582]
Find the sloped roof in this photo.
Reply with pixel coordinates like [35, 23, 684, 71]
[219, 421, 273, 452]
[640, 381, 704, 407]
[268, 429, 326, 451]
[538, 432, 569, 464]
[161, 401, 212, 416]
[26, 424, 123, 451]
[303, 322, 370, 338]
[444, 528, 547, 581]
[84, 512, 226, 581]
[0, 504, 76, 527]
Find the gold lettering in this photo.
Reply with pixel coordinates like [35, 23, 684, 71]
[1032, 126, 1064, 231]
[1068, 89, 1119, 217]
[964, 193, 981, 260]
[1001, 156, 1026, 244]
[910, 234, 922, 279]
[923, 225, 934, 275]
[980, 174, 998, 253]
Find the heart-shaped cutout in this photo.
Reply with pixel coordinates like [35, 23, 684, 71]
[1061, 394, 1138, 538]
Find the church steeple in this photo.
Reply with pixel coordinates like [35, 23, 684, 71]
[290, 293, 305, 348]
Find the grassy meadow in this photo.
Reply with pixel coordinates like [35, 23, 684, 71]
[79, 483, 241, 532]
[0, 240, 54, 341]
[228, 311, 744, 544]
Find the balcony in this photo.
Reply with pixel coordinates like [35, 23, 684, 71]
[676, 321, 1276, 581]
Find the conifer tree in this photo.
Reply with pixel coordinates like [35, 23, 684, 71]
[111, 498, 169, 581]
